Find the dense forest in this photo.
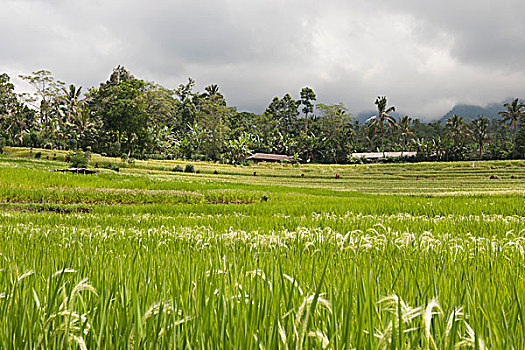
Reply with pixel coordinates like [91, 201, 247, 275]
[1, 66, 525, 163]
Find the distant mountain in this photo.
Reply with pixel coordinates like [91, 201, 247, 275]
[437, 99, 521, 123]
[353, 99, 521, 125]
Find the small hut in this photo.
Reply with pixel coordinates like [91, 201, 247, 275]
[246, 153, 294, 163]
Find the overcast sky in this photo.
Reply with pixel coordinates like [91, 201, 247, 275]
[1, 0, 525, 119]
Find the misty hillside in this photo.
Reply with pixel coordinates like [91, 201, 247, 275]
[437, 101, 508, 123]
[354, 99, 520, 124]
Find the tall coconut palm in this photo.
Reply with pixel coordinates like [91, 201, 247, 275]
[367, 96, 396, 155]
[396, 115, 415, 155]
[445, 114, 470, 160]
[445, 114, 469, 146]
[498, 98, 525, 136]
[470, 115, 489, 159]
[71, 107, 95, 147]
[202, 84, 225, 105]
[60, 84, 83, 140]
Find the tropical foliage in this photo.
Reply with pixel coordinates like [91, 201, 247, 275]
[1, 67, 524, 162]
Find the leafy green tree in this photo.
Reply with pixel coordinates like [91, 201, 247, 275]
[514, 115, 525, 159]
[252, 113, 279, 153]
[195, 98, 235, 160]
[144, 82, 178, 127]
[175, 78, 197, 131]
[470, 116, 490, 159]
[265, 94, 299, 136]
[19, 70, 64, 141]
[367, 96, 396, 155]
[412, 119, 443, 141]
[315, 103, 353, 163]
[0, 73, 37, 145]
[0, 73, 17, 117]
[299, 87, 316, 133]
[142, 81, 179, 155]
[88, 66, 149, 156]
[172, 82, 237, 160]
[0, 73, 19, 140]
[498, 98, 525, 136]
[227, 112, 257, 139]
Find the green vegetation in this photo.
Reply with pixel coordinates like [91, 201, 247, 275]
[1, 69, 525, 164]
[0, 149, 525, 348]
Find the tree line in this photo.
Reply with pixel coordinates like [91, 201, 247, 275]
[1, 66, 524, 163]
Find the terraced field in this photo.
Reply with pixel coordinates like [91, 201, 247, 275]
[1, 147, 525, 348]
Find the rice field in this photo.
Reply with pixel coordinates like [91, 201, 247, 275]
[1, 147, 525, 349]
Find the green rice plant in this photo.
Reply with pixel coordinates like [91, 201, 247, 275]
[1, 150, 525, 348]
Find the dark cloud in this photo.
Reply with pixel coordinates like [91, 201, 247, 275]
[380, 0, 525, 70]
[1, 0, 525, 119]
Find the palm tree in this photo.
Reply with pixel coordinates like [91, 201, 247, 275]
[203, 84, 225, 105]
[445, 114, 469, 160]
[70, 107, 95, 147]
[470, 115, 489, 159]
[431, 136, 448, 161]
[204, 84, 219, 97]
[60, 84, 83, 140]
[445, 114, 469, 146]
[367, 96, 396, 155]
[396, 115, 415, 155]
[498, 98, 525, 136]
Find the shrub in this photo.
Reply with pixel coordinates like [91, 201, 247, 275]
[67, 150, 91, 168]
[108, 142, 121, 157]
[172, 165, 184, 172]
[34, 152, 42, 159]
[67, 139, 78, 150]
[0, 137, 5, 153]
[185, 164, 195, 173]
[22, 131, 44, 148]
[103, 163, 119, 172]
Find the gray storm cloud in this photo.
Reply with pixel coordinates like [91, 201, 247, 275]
[1, 0, 524, 119]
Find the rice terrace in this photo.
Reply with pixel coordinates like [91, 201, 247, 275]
[0, 147, 524, 348]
